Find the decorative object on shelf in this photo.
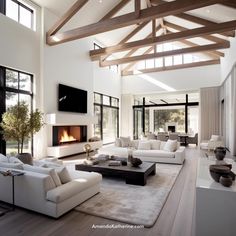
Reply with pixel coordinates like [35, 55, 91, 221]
[0, 102, 44, 165]
[88, 136, 101, 142]
[121, 160, 127, 166]
[220, 176, 233, 187]
[97, 154, 109, 161]
[83, 159, 99, 166]
[209, 165, 230, 182]
[84, 144, 92, 159]
[127, 148, 134, 163]
[108, 160, 121, 166]
[131, 158, 142, 167]
[214, 147, 227, 160]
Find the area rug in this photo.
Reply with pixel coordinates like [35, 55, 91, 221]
[75, 164, 182, 227]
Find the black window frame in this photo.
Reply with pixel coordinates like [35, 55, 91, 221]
[133, 95, 199, 139]
[2, 0, 34, 29]
[0, 65, 33, 155]
[94, 92, 119, 144]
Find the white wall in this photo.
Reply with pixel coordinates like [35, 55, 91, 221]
[93, 63, 121, 99]
[221, 36, 236, 82]
[122, 64, 221, 94]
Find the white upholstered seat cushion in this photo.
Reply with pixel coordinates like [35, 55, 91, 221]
[46, 171, 102, 203]
[134, 150, 175, 158]
[23, 165, 62, 187]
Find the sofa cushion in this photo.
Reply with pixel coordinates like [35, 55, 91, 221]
[56, 167, 72, 184]
[150, 140, 161, 150]
[23, 165, 62, 187]
[130, 140, 139, 149]
[160, 141, 166, 150]
[210, 135, 220, 141]
[0, 154, 23, 164]
[138, 141, 151, 150]
[0, 162, 23, 169]
[134, 150, 175, 158]
[120, 137, 131, 147]
[164, 140, 178, 152]
[46, 171, 101, 203]
[115, 138, 122, 147]
[147, 133, 156, 140]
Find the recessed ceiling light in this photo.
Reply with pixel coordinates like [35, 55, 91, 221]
[99, 0, 102, 3]
[206, 9, 210, 13]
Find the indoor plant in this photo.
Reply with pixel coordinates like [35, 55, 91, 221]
[0, 102, 44, 163]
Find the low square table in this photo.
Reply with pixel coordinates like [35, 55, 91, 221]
[75, 161, 156, 186]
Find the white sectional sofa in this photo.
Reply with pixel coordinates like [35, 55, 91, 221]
[0, 155, 102, 218]
[98, 139, 185, 165]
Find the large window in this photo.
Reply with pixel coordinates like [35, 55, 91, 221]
[1, 0, 35, 30]
[94, 92, 119, 144]
[133, 94, 199, 138]
[154, 107, 185, 133]
[0, 66, 33, 155]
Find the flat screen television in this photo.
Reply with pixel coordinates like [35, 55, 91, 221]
[58, 84, 87, 113]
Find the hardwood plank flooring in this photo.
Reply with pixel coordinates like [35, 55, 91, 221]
[0, 147, 201, 236]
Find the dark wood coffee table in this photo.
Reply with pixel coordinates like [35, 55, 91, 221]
[75, 161, 156, 186]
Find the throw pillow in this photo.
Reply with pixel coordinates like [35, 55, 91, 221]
[23, 165, 62, 187]
[210, 135, 220, 141]
[0, 153, 7, 162]
[150, 140, 161, 150]
[160, 141, 166, 150]
[115, 138, 122, 147]
[56, 167, 72, 184]
[164, 140, 178, 152]
[17, 154, 33, 165]
[120, 137, 131, 147]
[130, 140, 139, 149]
[0, 162, 23, 170]
[147, 133, 156, 140]
[138, 141, 151, 150]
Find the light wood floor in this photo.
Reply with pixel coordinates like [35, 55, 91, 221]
[0, 147, 202, 236]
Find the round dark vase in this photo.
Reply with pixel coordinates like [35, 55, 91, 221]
[220, 175, 233, 187]
[214, 147, 226, 160]
[16, 153, 33, 165]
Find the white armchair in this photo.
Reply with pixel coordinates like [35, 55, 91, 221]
[200, 135, 224, 151]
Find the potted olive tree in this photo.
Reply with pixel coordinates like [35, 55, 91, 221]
[0, 102, 44, 164]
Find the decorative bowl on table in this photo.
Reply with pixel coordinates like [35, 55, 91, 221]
[131, 158, 142, 167]
[209, 165, 230, 182]
[214, 147, 227, 160]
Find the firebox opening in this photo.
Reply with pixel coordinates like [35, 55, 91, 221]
[53, 126, 87, 146]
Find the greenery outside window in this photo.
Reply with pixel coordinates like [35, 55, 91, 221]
[94, 92, 119, 144]
[0, 66, 33, 155]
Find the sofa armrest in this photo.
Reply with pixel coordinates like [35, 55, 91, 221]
[174, 147, 185, 164]
[208, 140, 224, 150]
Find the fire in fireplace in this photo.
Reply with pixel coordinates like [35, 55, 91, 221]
[52, 126, 87, 146]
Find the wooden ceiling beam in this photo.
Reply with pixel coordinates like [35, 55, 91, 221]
[90, 20, 236, 57]
[164, 21, 229, 44]
[100, 0, 131, 21]
[135, 0, 141, 18]
[47, 0, 89, 36]
[122, 59, 220, 76]
[47, 0, 225, 45]
[175, 13, 235, 37]
[100, 42, 228, 67]
[92, 23, 150, 61]
[222, 1, 236, 8]
[122, 46, 155, 71]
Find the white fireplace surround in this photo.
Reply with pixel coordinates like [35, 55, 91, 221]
[46, 113, 98, 126]
[46, 113, 102, 158]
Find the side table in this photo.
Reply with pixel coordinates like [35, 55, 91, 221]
[0, 169, 24, 216]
